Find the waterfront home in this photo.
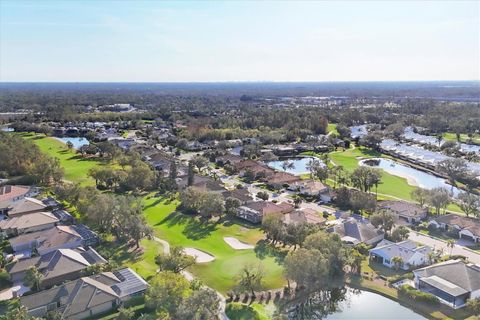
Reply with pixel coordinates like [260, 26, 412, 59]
[413, 260, 480, 309]
[7, 247, 107, 289]
[3, 197, 47, 217]
[288, 179, 331, 202]
[428, 214, 480, 243]
[0, 211, 59, 237]
[237, 201, 294, 223]
[369, 239, 433, 270]
[264, 171, 301, 189]
[377, 200, 428, 224]
[235, 160, 275, 178]
[328, 217, 384, 245]
[21, 268, 148, 319]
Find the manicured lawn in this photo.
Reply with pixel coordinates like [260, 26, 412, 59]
[96, 237, 163, 281]
[443, 132, 480, 144]
[143, 195, 287, 293]
[329, 147, 415, 200]
[20, 133, 106, 186]
[327, 123, 338, 135]
[328, 147, 466, 213]
[226, 302, 272, 320]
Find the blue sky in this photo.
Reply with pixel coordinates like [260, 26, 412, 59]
[1, 0, 479, 82]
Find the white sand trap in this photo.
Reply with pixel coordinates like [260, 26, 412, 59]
[183, 248, 215, 263]
[224, 237, 254, 250]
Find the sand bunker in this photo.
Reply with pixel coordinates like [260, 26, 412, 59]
[224, 237, 254, 250]
[183, 248, 215, 263]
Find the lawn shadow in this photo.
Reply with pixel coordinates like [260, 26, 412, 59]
[143, 195, 170, 210]
[158, 211, 217, 240]
[254, 239, 287, 264]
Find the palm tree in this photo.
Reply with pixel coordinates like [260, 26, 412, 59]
[391, 256, 404, 271]
[446, 239, 455, 256]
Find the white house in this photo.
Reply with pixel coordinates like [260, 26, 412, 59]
[369, 239, 433, 270]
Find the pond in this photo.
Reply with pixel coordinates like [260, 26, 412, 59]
[360, 158, 461, 196]
[265, 157, 322, 175]
[325, 288, 425, 319]
[55, 137, 90, 149]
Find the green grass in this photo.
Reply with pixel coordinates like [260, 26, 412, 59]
[96, 237, 163, 280]
[443, 132, 480, 144]
[20, 133, 106, 186]
[328, 147, 466, 213]
[329, 147, 415, 200]
[143, 195, 287, 293]
[226, 302, 272, 320]
[327, 123, 338, 135]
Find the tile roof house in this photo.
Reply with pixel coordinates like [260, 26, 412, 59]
[413, 260, 480, 309]
[263, 172, 301, 189]
[191, 178, 226, 194]
[222, 188, 254, 205]
[283, 208, 326, 225]
[9, 225, 98, 256]
[0, 211, 59, 237]
[235, 160, 275, 179]
[4, 197, 48, 217]
[429, 214, 480, 243]
[369, 239, 433, 270]
[21, 268, 148, 319]
[236, 201, 294, 224]
[215, 154, 243, 166]
[378, 200, 428, 224]
[0, 186, 35, 214]
[327, 217, 384, 245]
[7, 247, 107, 289]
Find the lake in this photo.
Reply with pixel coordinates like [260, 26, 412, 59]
[326, 289, 425, 319]
[265, 157, 321, 175]
[360, 158, 460, 196]
[55, 137, 90, 149]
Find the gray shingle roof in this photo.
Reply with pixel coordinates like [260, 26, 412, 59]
[414, 260, 480, 296]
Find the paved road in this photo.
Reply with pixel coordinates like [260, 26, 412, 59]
[409, 231, 480, 265]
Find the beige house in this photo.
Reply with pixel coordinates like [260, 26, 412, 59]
[21, 268, 148, 319]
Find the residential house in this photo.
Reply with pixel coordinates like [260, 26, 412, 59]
[235, 160, 274, 178]
[236, 201, 294, 223]
[215, 154, 243, 166]
[369, 239, 433, 270]
[283, 208, 326, 225]
[378, 200, 427, 224]
[3, 197, 47, 217]
[429, 214, 480, 243]
[9, 225, 98, 256]
[0, 185, 35, 214]
[328, 217, 384, 245]
[191, 178, 226, 194]
[413, 260, 480, 309]
[7, 247, 107, 289]
[222, 188, 254, 205]
[21, 268, 148, 319]
[288, 179, 331, 202]
[264, 172, 301, 189]
[0, 211, 59, 237]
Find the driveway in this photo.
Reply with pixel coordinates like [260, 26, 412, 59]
[409, 231, 480, 265]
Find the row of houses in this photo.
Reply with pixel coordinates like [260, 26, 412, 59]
[0, 185, 148, 319]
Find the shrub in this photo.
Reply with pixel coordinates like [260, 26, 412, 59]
[387, 272, 413, 284]
[398, 285, 439, 305]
